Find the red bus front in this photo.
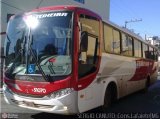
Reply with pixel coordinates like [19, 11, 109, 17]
[3, 6, 102, 114]
[3, 6, 78, 114]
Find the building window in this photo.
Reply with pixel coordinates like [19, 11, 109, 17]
[74, 0, 85, 4]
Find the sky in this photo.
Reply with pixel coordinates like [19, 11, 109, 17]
[110, 0, 160, 39]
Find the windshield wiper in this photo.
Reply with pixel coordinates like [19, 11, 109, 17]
[27, 30, 52, 81]
[5, 48, 23, 79]
[28, 45, 51, 81]
[5, 32, 25, 78]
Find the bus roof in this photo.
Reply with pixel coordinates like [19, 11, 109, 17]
[31, 5, 101, 19]
[32, 5, 78, 12]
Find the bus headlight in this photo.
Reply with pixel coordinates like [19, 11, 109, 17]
[47, 88, 73, 98]
[3, 83, 7, 91]
[3, 83, 13, 94]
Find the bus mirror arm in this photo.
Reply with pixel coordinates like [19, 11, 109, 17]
[78, 21, 81, 31]
[78, 52, 86, 64]
[80, 31, 88, 52]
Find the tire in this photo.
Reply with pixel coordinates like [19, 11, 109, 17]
[102, 87, 112, 112]
[142, 78, 150, 93]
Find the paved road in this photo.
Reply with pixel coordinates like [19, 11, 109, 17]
[1, 79, 160, 119]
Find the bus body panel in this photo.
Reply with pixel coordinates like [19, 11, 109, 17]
[76, 8, 102, 113]
[99, 53, 157, 98]
[4, 76, 72, 96]
[77, 75, 119, 113]
[78, 52, 158, 112]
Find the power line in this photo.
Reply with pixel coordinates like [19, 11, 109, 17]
[111, 0, 135, 19]
[36, 0, 44, 9]
[0, 1, 25, 11]
[120, 0, 141, 18]
[111, 0, 157, 38]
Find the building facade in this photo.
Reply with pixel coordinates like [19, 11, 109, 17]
[146, 36, 160, 46]
[146, 36, 160, 62]
[0, 0, 110, 53]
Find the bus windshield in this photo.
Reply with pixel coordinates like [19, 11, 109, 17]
[5, 11, 73, 81]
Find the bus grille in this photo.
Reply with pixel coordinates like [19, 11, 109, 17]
[11, 99, 53, 109]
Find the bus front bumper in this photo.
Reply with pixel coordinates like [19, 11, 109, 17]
[3, 86, 78, 114]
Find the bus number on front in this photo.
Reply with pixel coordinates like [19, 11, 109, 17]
[33, 88, 46, 93]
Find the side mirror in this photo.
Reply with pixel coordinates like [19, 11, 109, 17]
[80, 31, 88, 52]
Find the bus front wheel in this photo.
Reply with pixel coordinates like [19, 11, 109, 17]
[102, 86, 112, 112]
[102, 82, 117, 112]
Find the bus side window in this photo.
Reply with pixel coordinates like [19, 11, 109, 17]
[143, 43, 148, 59]
[148, 47, 154, 60]
[121, 33, 128, 55]
[121, 33, 133, 56]
[154, 49, 158, 61]
[134, 39, 142, 57]
[103, 25, 120, 54]
[78, 14, 100, 78]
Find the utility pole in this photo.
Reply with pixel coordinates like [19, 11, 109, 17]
[125, 19, 142, 28]
[145, 34, 147, 40]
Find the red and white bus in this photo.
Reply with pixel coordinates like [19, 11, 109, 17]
[3, 5, 158, 114]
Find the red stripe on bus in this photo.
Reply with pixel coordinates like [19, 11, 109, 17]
[129, 59, 155, 81]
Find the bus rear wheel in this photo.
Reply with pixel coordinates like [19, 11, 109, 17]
[145, 78, 150, 91]
[142, 77, 150, 93]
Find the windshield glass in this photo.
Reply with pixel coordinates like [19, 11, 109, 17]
[5, 11, 73, 81]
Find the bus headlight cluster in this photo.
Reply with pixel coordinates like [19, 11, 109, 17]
[47, 88, 73, 98]
[3, 83, 13, 94]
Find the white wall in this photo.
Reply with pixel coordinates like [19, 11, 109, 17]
[1, 0, 110, 49]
